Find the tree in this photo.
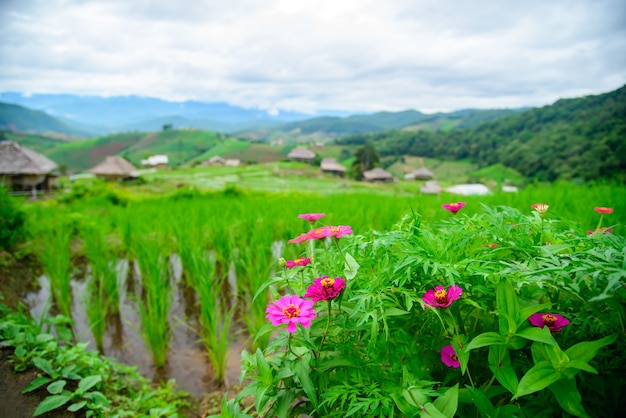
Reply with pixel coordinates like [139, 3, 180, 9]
[350, 142, 379, 180]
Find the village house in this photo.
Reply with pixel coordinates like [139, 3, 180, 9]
[89, 156, 137, 180]
[287, 147, 316, 163]
[363, 167, 394, 183]
[320, 158, 346, 177]
[405, 167, 434, 181]
[0, 140, 58, 197]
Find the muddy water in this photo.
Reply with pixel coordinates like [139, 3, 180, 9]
[22, 258, 245, 399]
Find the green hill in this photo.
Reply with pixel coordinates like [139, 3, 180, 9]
[0, 102, 87, 137]
[337, 85, 626, 182]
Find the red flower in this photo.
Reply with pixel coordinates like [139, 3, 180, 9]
[440, 345, 460, 368]
[594, 207, 613, 214]
[304, 276, 346, 301]
[285, 257, 311, 268]
[422, 285, 462, 308]
[528, 313, 570, 333]
[442, 202, 467, 214]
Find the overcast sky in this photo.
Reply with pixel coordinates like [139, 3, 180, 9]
[1, 0, 625, 114]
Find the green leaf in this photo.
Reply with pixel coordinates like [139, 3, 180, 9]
[78, 375, 102, 392]
[421, 402, 448, 418]
[33, 357, 53, 375]
[462, 388, 495, 417]
[496, 279, 519, 334]
[452, 335, 469, 374]
[22, 376, 52, 393]
[47, 380, 66, 394]
[466, 332, 506, 351]
[515, 326, 557, 346]
[548, 378, 590, 418]
[488, 345, 518, 395]
[294, 358, 318, 409]
[344, 253, 360, 280]
[33, 395, 70, 416]
[67, 401, 87, 412]
[565, 334, 617, 363]
[433, 384, 458, 418]
[252, 276, 284, 302]
[513, 361, 563, 399]
[563, 359, 598, 375]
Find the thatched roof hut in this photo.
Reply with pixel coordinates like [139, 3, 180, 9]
[287, 147, 316, 162]
[320, 158, 346, 177]
[90, 156, 137, 180]
[0, 141, 58, 194]
[420, 181, 442, 194]
[405, 167, 434, 180]
[363, 167, 394, 183]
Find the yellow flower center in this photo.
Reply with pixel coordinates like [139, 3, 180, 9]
[542, 314, 557, 325]
[282, 304, 301, 319]
[435, 288, 448, 304]
[330, 226, 341, 233]
[294, 258, 304, 264]
[451, 354, 458, 361]
[321, 278, 335, 289]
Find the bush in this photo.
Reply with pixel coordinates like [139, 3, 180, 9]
[0, 184, 26, 250]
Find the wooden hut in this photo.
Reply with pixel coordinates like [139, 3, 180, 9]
[89, 156, 137, 180]
[363, 167, 394, 183]
[405, 167, 434, 180]
[320, 158, 346, 177]
[287, 147, 316, 163]
[0, 140, 58, 197]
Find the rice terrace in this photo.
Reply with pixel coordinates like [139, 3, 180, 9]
[1, 85, 626, 418]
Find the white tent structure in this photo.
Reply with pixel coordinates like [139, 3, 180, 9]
[445, 184, 490, 196]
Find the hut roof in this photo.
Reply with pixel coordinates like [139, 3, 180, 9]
[90, 156, 137, 176]
[0, 141, 58, 175]
[320, 158, 346, 172]
[420, 181, 442, 194]
[287, 147, 316, 160]
[405, 167, 434, 180]
[445, 183, 490, 196]
[363, 167, 394, 181]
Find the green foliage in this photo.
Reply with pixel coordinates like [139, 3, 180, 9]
[0, 184, 26, 250]
[0, 103, 85, 136]
[350, 142, 380, 179]
[0, 302, 189, 416]
[221, 205, 625, 417]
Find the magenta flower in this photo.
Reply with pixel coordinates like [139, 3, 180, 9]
[594, 207, 613, 214]
[288, 232, 311, 244]
[442, 202, 467, 214]
[587, 227, 613, 235]
[285, 257, 311, 268]
[304, 276, 346, 302]
[298, 213, 325, 222]
[440, 345, 460, 368]
[528, 313, 570, 333]
[306, 225, 353, 240]
[422, 285, 463, 308]
[266, 295, 316, 333]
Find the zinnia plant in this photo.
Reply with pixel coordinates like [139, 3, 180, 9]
[266, 295, 316, 333]
[531, 203, 549, 215]
[442, 202, 467, 214]
[528, 313, 570, 333]
[422, 285, 463, 308]
[304, 276, 346, 302]
[440, 345, 460, 368]
[594, 207, 613, 214]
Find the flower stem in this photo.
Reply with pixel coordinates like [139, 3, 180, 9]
[596, 214, 604, 231]
[319, 300, 332, 352]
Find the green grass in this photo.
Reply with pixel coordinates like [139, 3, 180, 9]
[470, 163, 525, 185]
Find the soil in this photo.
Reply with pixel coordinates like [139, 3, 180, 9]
[0, 348, 79, 418]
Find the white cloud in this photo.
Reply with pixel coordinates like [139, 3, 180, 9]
[0, 0, 624, 113]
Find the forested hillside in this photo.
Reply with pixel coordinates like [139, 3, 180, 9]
[0, 102, 87, 136]
[338, 85, 626, 181]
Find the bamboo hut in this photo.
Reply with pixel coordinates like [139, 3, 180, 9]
[405, 167, 434, 180]
[0, 140, 58, 197]
[287, 147, 316, 163]
[320, 158, 346, 177]
[89, 156, 137, 180]
[363, 167, 394, 183]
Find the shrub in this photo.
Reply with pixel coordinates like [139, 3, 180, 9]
[0, 184, 26, 250]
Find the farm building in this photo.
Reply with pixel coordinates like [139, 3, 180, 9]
[405, 167, 434, 180]
[320, 158, 346, 177]
[287, 147, 316, 163]
[445, 184, 490, 196]
[202, 156, 241, 167]
[363, 167, 394, 183]
[0, 140, 58, 197]
[420, 181, 442, 194]
[89, 156, 137, 180]
[141, 154, 169, 168]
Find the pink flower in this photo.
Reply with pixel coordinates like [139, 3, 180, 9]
[307, 225, 353, 240]
[442, 202, 467, 214]
[265, 295, 316, 333]
[531, 203, 549, 215]
[528, 313, 570, 333]
[285, 257, 311, 268]
[587, 227, 614, 235]
[298, 213, 325, 222]
[288, 232, 311, 244]
[594, 207, 613, 215]
[422, 285, 463, 308]
[304, 276, 346, 302]
[441, 345, 460, 368]
[485, 243, 498, 248]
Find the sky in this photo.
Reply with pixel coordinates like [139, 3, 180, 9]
[1, 0, 625, 115]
